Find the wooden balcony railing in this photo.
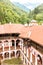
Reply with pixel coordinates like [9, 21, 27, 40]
[4, 47, 9, 51]
[16, 46, 20, 49]
[0, 37, 15, 40]
[10, 46, 15, 50]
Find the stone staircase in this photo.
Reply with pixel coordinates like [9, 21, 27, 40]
[20, 49, 31, 65]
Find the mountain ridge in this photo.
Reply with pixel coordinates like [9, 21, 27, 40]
[12, 2, 30, 12]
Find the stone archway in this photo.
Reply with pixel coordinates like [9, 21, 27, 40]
[37, 54, 42, 65]
[4, 52, 9, 58]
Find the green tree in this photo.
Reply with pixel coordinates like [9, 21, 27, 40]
[36, 13, 43, 21]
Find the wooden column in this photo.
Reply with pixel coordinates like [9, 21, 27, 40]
[15, 40, 16, 50]
[2, 42, 4, 52]
[9, 41, 10, 51]
[3, 52, 4, 60]
[30, 51, 32, 63]
[27, 48, 28, 58]
[9, 52, 11, 59]
[21, 39, 23, 51]
[35, 54, 37, 65]
[15, 51, 16, 58]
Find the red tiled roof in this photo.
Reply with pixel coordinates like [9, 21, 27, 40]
[0, 24, 24, 34]
[29, 26, 43, 46]
[20, 25, 43, 46]
[0, 24, 43, 46]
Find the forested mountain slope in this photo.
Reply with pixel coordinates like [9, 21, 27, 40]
[28, 3, 43, 24]
[0, 0, 29, 24]
[0, 0, 43, 24]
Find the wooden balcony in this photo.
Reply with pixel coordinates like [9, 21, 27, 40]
[4, 46, 15, 51]
[0, 54, 3, 60]
[0, 46, 20, 52]
[16, 46, 20, 49]
[4, 47, 9, 51]
[10, 46, 15, 50]
[0, 48, 3, 52]
[0, 37, 14, 40]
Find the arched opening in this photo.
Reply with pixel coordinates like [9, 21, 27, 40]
[12, 40, 15, 46]
[16, 51, 20, 58]
[11, 51, 15, 57]
[0, 54, 3, 60]
[16, 39, 20, 49]
[0, 41, 2, 52]
[11, 40, 15, 50]
[37, 54, 42, 65]
[4, 52, 9, 58]
[4, 40, 9, 47]
[4, 40, 9, 51]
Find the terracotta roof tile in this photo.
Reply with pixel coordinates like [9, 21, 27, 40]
[0, 24, 24, 34]
[0, 24, 43, 46]
[20, 25, 43, 46]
